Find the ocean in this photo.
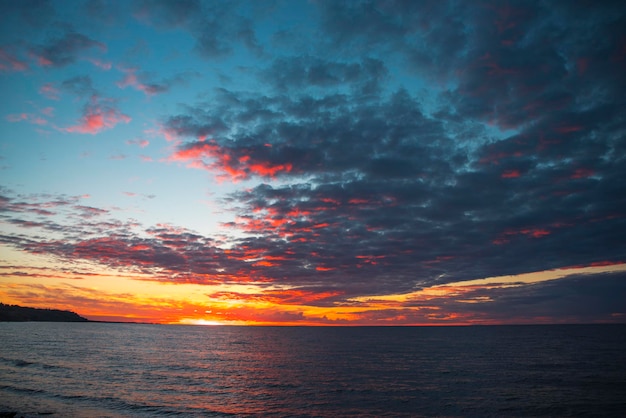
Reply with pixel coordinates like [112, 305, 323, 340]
[1, 323, 625, 417]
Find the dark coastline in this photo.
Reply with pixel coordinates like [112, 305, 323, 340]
[0, 303, 88, 322]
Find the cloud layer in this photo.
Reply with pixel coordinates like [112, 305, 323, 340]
[1, 0, 625, 323]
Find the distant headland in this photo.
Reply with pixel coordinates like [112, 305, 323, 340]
[0, 303, 88, 322]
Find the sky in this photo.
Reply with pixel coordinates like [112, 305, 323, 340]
[1, 0, 625, 325]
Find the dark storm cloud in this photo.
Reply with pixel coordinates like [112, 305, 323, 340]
[133, 0, 203, 28]
[31, 30, 106, 67]
[83, 0, 126, 25]
[1, 3, 99, 71]
[162, 80, 624, 295]
[0, 0, 55, 35]
[62, 75, 98, 97]
[260, 56, 388, 95]
[318, 0, 626, 124]
[157, 0, 626, 298]
[116, 69, 199, 96]
[167, 88, 455, 183]
[321, 270, 626, 325]
[437, 272, 626, 324]
[133, 0, 266, 58]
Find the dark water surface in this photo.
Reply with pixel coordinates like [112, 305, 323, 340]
[1, 323, 625, 417]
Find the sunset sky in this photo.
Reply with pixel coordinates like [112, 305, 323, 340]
[1, 0, 625, 325]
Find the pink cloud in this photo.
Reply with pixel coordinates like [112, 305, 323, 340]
[117, 68, 166, 96]
[88, 58, 112, 70]
[31, 32, 107, 68]
[169, 140, 294, 181]
[39, 83, 60, 100]
[6, 113, 48, 125]
[117, 69, 140, 89]
[63, 101, 131, 135]
[0, 48, 28, 71]
[34, 54, 53, 67]
[73, 205, 109, 218]
[6, 113, 28, 122]
[247, 162, 293, 178]
[126, 138, 150, 148]
[153, 125, 182, 143]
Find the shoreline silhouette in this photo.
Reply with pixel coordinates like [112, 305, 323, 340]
[0, 303, 88, 322]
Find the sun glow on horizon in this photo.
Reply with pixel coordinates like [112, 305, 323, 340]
[2, 260, 625, 325]
[178, 318, 226, 326]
